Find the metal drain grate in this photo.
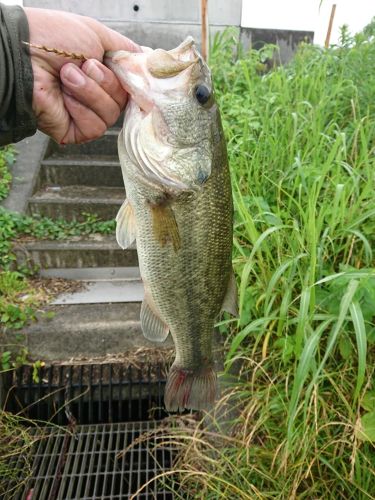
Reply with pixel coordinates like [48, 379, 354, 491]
[3, 362, 169, 425]
[1, 362, 182, 499]
[4, 421, 176, 499]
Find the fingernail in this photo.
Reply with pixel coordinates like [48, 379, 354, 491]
[84, 60, 104, 83]
[63, 65, 85, 86]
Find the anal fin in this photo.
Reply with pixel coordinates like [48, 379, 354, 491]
[116, 199, 137, 249]
[140, 298, 169, 342]
[221, 269, 238, 317]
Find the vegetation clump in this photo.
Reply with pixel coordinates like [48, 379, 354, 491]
[0, 146, 15, 201]
[0, 412, 36, 497]
[159, 24, 375, 499]
[0, 209, 115, 270]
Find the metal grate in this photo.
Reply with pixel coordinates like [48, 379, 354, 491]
[4, 421, 176, 499]
[3, 362, 169, 425]
[1, 362, 181, 499]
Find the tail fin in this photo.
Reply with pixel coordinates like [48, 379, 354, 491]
[164, 364, 218, 412]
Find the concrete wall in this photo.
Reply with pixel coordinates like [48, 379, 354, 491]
[23, 0, 312, 61]
[240, 28, 314, 64]
[23, 0, 242, 50]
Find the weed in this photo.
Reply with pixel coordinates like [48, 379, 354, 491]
[0, 411, 37, 497]
[0, 271, 37, 343]
[0, 146, 16, 201]
[165, 23, 375, 499]
[0, 208, 115, 270]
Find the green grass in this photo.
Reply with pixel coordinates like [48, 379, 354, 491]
[158, 25, 375, 499]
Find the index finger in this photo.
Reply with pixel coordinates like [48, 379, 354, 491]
[82, 59, 128, 110]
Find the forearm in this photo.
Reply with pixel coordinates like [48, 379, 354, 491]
[0, 3, 36, 146]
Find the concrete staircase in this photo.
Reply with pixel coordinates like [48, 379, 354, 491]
[29, 131, 124, 221]
[14, 127, 172, 362]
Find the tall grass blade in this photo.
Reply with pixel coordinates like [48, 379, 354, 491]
[309, 280, 359, 388]
[287, 318, 334, 443]
[350, 300, 367, 402]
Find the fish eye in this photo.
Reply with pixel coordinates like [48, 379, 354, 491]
[195, 84, 211, 106]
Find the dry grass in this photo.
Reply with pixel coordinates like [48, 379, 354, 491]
[0, 412, 38, 497]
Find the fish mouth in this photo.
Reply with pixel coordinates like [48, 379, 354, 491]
[104, 37, 201, 114]
[146, 37, 199, 79]
[104, 36, 198, 78]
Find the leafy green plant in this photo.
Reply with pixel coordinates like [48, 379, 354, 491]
[1, 351, 11, 370]
[0, 146, 16, 201]
[0, 271, 36, 330]
[0, 269, 49, 380]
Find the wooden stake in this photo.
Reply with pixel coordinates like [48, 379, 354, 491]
[201, 0, 208, 61]
[325, 4, 337, 48]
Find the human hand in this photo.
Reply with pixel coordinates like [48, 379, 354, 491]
[24, 8, 141, 144]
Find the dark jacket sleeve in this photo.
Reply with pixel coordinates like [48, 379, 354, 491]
[0, 3, 36, 146]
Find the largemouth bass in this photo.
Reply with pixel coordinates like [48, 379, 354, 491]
[105, 37, 237, 412]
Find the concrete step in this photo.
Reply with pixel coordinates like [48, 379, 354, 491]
[53, 277, 144, 305]
[39, 266, 140, 280]
[11, 302, 173, 361]
[13, 234, 137, 269]
[39, 267, 143, 304]
[36, 159, 123, 189]
[28, 185, 124, 220]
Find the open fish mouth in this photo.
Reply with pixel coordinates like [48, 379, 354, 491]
[104, 37, 200, 114]
[104, 36, 198, 78]
[146, 37, 198, 79]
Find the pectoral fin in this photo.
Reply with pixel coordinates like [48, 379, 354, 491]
[221, 270, 238, 317]
[140, 297, 170, 342]
[116, 199, 137, 249]
[150, 203, 181, 252]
